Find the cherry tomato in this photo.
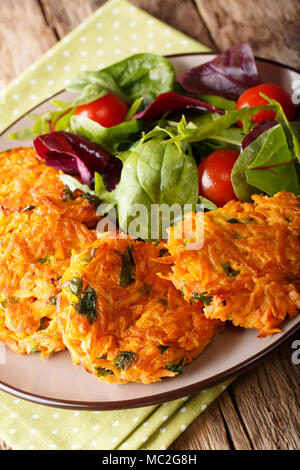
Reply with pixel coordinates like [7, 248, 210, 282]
[236, 83, 295, 125]
[74, 92, 128, 128]
[198, 149, 239, 207]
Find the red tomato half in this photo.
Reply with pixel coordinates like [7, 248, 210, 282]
[198, 149, 239, 207]
[74, 92, 128, 128]
[236, 83, 295, 125]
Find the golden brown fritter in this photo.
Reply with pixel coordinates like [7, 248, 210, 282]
[0, 147, 98, 227]
[57, 235, 223, 384]
[0, 199, 97, 356]
[165, 192, 300, 336]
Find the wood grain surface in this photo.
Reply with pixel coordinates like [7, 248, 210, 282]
[0, 0, 299, 451]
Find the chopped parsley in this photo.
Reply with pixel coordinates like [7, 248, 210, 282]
[192, 291, 213, 306]
[222, 263, 240, 277]
[73, 285, 98, 324]
[113, 351, 136, 370]
[39, 317, 49, 331]
[138, 283, 151, 295]
[22, 205, 36, 212]
[81, 193, 101, 207]
[31, 348, 39, 353]
[116, 246, 136, 286]
[165, 357, 184, 375]
[11, 296, 18, 304]
[38, 255, 51, 264]
[49, 295, 57, 305]
[62, 187, 75, 201]
[95, 367, 114, 377]
[159, 248, 168, 257]
[69, 277, 83, 297]
[227, 218, 241, 224]
[157, 344, 170, 354]
[158, 299, 168, 306]
[81, 248, 96, 265]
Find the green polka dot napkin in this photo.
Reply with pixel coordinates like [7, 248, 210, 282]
[0, 0, 230, 451]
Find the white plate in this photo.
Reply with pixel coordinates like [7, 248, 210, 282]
[0, 53, 299, 410]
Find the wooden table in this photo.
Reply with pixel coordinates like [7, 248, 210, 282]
[0, 0, 299, 451]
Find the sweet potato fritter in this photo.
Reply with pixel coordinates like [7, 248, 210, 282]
[57, 235, 223, 384]
[0, 147, 98, 227]
[165, 192, 300, 336]
[0, 201, 97, 356]
[0, 147, 99, 356]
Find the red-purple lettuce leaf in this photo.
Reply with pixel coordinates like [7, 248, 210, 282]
[34, 131, 121, 190]
[241, 119, 278, 149]
[177, 43, 260, 100]
[132, 92, 224, 121]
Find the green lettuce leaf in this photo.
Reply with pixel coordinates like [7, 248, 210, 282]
[231, 124, 300, 201]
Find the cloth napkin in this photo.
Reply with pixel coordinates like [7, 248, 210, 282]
[0, 0, 230, 450]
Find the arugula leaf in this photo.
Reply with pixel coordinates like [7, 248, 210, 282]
[9, 104, 74, 140]
[116, 246, 136, 286]
[165, 357, 184, 375]
[196, 94, 236, 110]
[68, 53, 175, 107]
[232, 125, 300, 201]
[113, 351, 136, 370]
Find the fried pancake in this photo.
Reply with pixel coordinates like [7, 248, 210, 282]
[0, 147, 98, 227]
[57, 235, 223, 384]
[165, 192, 300, 336]
[0, 200, 97, 356]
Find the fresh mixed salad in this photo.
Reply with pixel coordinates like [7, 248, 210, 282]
[11, 42, 300, 239]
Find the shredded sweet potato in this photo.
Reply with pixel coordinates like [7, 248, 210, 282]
[165, 192, 300, 336]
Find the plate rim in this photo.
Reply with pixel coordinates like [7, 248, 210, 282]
[0, 52, 299, 410]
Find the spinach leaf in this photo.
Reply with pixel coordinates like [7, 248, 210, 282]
[116, 246, 136, 286]
[68, 53, 175, 107]
[165, 357, 184, 375]
[70, 115, 142, 152]
[116, 138, 199, 239]
[232, 125, 300, 201]
[113, 351, 136, 370]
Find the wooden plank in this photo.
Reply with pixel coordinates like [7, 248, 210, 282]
[195, 0, 300, 68]
[231, 343, 300, 450]
[39, 0, 105, 38]
[217, 390, 252, 450]
[39, 0, 216, 48]
[170, 398, 231, 450]
[131, 0, 215, 49]
[0, 0, 57, 84]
